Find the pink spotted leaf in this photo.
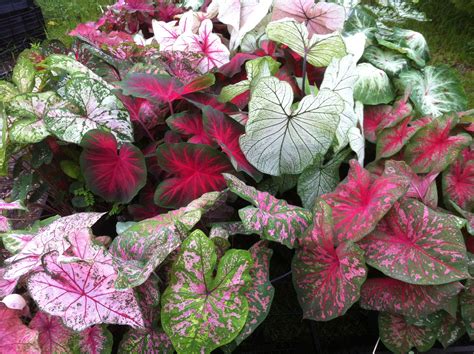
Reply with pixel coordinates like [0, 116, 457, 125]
[119, 327, 173, 354]
[292, 199, 367, 321]
[442, 147, 474, 211]
[224, 174, 311, 249]
[359, 198, 469, 285]
[0, 304, 41, 353]
[73, 326, 113, 354]
[29, 312, 74, 354]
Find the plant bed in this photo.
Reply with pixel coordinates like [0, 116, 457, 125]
[0, 0, 473, 353]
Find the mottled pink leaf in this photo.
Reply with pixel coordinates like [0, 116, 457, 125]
[224, 174, 311, 248]
[0, 267, 17, 297]
[404, 113, 472, 173]
[359, 198, 469, 285]
[443, 147, 474, 211]
[0, 304, 41, 353]
[321, 160, 409, 243]
[29, 312, 73, 354]
[27, 229, 144, 331]
[119, 327, 173, 354]
[292, 199, 367, 321]
[166, 111, 214, 145]
[76, 325, 113, 354]
[360, 278, 463, 317]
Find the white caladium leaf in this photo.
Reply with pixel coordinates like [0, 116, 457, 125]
[397, 66, 468, 117]
[348, 126, 365, 165]
[266, 19, 346, 67]
[3, 213, 104, 280]
[0, 81, 20, 103]
[342, 32, 366, 62]
[362, 45, 408, 76]
[45, 76, 133, 144]
[240, 76, 344, 175]
[12, 56, 36, 94]
[354, 63, 395, 105]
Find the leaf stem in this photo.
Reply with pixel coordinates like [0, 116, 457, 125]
[301, 50, 308, 94]
[271, 270, 292, 283]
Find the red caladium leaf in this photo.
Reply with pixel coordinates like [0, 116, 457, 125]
[202, 106, 262, 181]
[118, 95, 162, 131]
[29, 312, 73, 353]
[379, 312, 439, 353]
[155, 143, 233, 208]
[166, 111, 214, 145]
[218, 53, 259, 77]
[0, 304, 41, 353]
[4, 213, 104, 280]
[224, 174, 311, 248]
[128, 183, 165, 221]
[292, 199, 367, 321]
[75, 326, 113, 354]
[360, 278, 463, 318]
[321, 160, 409, 243]
[27, 229, 145, 331]
[184, 92, 239, 116]
[404, 113, 472, 173]
[119, 327, 173, 354]
[359, 198, 469, 285]
[80, 130, 146, 203]
[443, 147, 474, 211]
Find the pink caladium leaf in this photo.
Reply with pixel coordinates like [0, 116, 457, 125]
[0, 304, 41, 353]
[80, 130, 146, 204]
[161, 230, 252, 353]
[119, 327, 173, 354]
[360, 278, 463, 318]
[4, 212, 104, 280]
[379, 312, 439, 353]
[29, 312, 74, 354]
[154, 143, 233, 208]
[75, 325, 113, 354]
[404, 113, 472, 173]
[224, 174, 311, 249]
[27, 229, 145, 331]
[321, 160, 409, 243]
[166, 111, 214, 145]
[0, 268, 17, 297]
[292, 199, 367, 321]
[442, 147, 474, 211]
[271, 0, 345, 35]
[202, 106, 262, 181]
[359, 198, 469, 285]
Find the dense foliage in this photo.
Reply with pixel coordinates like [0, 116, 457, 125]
[0, 0, 473, 352]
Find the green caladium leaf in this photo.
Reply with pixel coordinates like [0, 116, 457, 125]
[437, 313, 466, 348]
[219, 56, 280, 102]
[362, 45, 408, 76]
[343, 5, 377, 37]
[45, 76, 133, 144]
[119, 327, 174, 354]
[379, 312, 439, 353]
[461, 280, 474, 339]
[224, 174, 311, 248]
[161, 230, 252, 354]
[240, 76, 344, 175]
[12, 56, 36, 94]
[375, 26, 430, 67]
[397, 66, 467, 117]
[266, 19, 346, 67]
[0, 81, 19, 103]
[354, 63, 395, 105]
[293, 199, 367, 321]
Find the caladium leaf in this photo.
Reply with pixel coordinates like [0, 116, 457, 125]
[0, 81, 20, 102]
[154, 143, 233, 208]
[376, 116, 422, 159]
[266, 19, 346, 68]
[202, 106, 261, 181]
[359, 198, 469, 285]
[45, 76, 133, 144]
[293, 199, 367, 321]
[362, 45, 408, 76]
[111, 191, 223, 289]
[461, 280, 474, 339]
[166, 111, 213, 145]
[240, 76, 344, 175]
[28, 228, 145, 331]
[0, 305, 41, 353]
[73, 326, 113, 354]
[161, 230, 252, 354]
[397, 66, 467, 117]
[12, 56, 36, 94]
[437, 313, 466, 348]
[271, 0, 345, 35]
[348, 125, 365, 165]
[80, 130, 146, 203]
[360, 278, 463, 317]
[0, 268, 17, 297]
[224, 174, 311, 248]
[29, 312, 74, 354]
[442, 147, 474, 211]
[4, 212, 104, 280]
[379, 312, 439, 353]
[119, 327, 173, 354]
[404, 113, 472, 174]
[353, 63, 395, 105]
[322, 160, 409, 243]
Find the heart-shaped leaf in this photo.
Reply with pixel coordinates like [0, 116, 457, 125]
[80, 130, 146, 203]
[354, 63, 395, 105]
[360, 278, 463, 317]
[322, 160, 409, 243]
[161, 230, 252, 354]
[29, 312, 74, 354]
[359, 198, 469, 285]
[362, 45, 408, 76]
[154, 143, 232, 208]
[442, 147, 474, 211]
[240, 76, 344, 175]
[224, 174, 311, 248]
[166, 111, 213, 145]
[404, 113, 472, 174]
[0, 305, 41, 353]
[292, 199, 367, 321]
